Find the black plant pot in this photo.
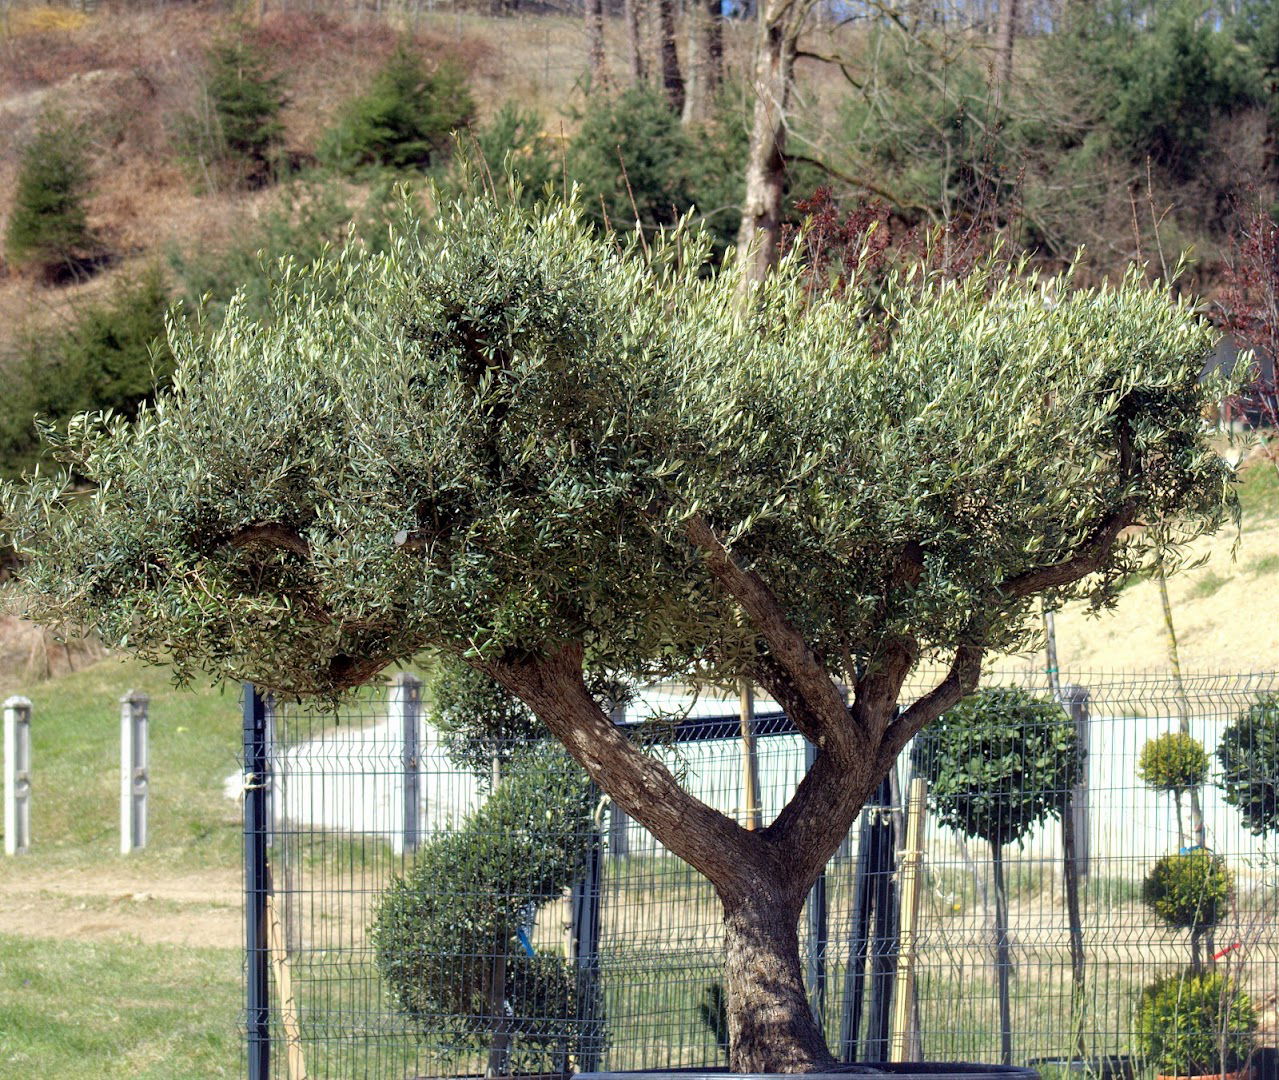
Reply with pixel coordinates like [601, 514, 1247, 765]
[580, 1064, 1040, 1080]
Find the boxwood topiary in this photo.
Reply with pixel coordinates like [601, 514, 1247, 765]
[1142, 849, 1232, 933]
[1135, 970, 1255, 1077]
[371, 745, 602, 1070]
[913, 687, 1082, 1064]
[1140, 731, 1210, 796]
[913, 687, 1082, 848]
[1216, 693, 1279, 837]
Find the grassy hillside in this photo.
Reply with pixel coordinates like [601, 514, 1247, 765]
[999, 452, 1279, 674]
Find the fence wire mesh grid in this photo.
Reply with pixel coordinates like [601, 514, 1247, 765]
[240, 671, 1279, 1079]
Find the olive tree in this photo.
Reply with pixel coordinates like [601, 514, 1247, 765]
[0, 196, 1235, 1072]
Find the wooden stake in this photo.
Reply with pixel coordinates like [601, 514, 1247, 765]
[266, 883, 308, 1080]
[889, 777, 928, 1063]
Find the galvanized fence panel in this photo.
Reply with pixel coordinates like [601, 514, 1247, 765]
[241, 671, 1279, 1079]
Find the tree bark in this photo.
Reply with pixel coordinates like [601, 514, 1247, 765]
[681, 0, 724, 125]
[625, 0, 648, 84]
[657, 0, 685, 113]
[737, 0, 810, 283]
[992, 0, 1018, 101]
[586, 0, 610, 91]
[722, 885, 836, 1072]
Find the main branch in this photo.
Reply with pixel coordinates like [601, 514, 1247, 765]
[483, 643, 760, 886]
[684, 514, 865, 763]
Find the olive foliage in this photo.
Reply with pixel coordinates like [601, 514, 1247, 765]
[0, 194, 1233, 700]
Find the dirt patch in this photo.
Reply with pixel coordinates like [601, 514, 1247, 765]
[0, 866, 240, 949]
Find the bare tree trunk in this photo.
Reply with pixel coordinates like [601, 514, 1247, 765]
[657, 0, 685, 112]
[991, 841, 1014, 1066]
[681, 0, 724, 124]
[625, 0, 648, 84]
[586, 0, 610, 91]
[737, 0, 811, 283]
[992, 0, 1018, 100]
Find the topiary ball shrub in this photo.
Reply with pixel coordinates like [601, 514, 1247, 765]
[1142, 849, 1232, 932]
[1140, 731, 1210, 796]
[1216, 693, 1279, 837]
[912, 687, 1083, 847]
[371, 746, 602, 1069]
[1135, 970, 1256, 1077]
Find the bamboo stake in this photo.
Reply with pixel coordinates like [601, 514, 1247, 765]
[889, 777, 928, 1063]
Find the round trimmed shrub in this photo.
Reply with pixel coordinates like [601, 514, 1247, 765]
[1216, 693, 1279, 837]
[913, 687, 1083, 847]
[1140, 731, 1210, 796]
[1142, 849, 1232, 932]
[371, 747, 602, 1069]
[1135, 970, 1255, 1077]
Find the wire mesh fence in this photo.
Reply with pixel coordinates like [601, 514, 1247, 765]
[241, 670, 1279, 1079]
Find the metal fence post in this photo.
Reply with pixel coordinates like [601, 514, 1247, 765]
[263, 694, 278, 849]
[119, 690, 149, 854]
[391, 672, 423, 856]
[4, 696, 32, 856]
[607, 701, 630, 858]
[243, 684, 271, 1080]
[570, 813, 605, 1073]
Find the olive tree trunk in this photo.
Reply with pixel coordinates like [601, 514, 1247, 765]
[722, 886, 836, 1071]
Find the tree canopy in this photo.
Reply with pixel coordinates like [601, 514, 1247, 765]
[0, 195, 1231, 699]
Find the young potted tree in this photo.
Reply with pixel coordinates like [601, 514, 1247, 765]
[1142, 849, 1233, 973]
[1135, 970, 1256, 1080]
[1, 195, 1239, 1075]
[1140, 732, 1210, 851]
[1216, 694, 1279, 839]
[914, 689, 1082, 1067]
[372, 736, 603, 1075]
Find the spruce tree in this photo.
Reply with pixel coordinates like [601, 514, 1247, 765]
[5, 111, 97, 284]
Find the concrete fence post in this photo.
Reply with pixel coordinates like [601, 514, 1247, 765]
[390, 672, 423, 856]
[607, 700, 630, 858]
[120, 690, 149, 854]
[4, 696, 33, 856]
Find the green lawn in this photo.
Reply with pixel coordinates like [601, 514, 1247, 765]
[0, 934, 240, 1077]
